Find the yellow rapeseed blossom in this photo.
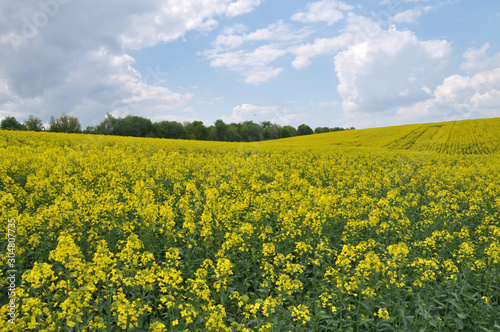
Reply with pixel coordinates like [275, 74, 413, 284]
[0, 119, 499, 331]
[375, 308, 390, 320]
[290, 304, 311, 325]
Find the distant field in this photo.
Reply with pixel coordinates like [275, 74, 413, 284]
[1, 117, 499, 331]
[270, 117, 500, 154]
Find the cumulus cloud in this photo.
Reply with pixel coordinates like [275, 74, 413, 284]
[226, 0, 262, 18]
[392, 7, 425, 23]
[205, 44, 287, 84]
[121, 0, 235, 49]
[0, 0, 262, 126]
[223, 103, 309, 125]
[214, 21, 312, 49]
[290, 36, 350, 69]
[334, 15, 452, 113]
[460, 43, 500, 75]
[0, 46, 193, 125]
[203, 0, 356, 84]
[205, 7, 454, 124]
[392, 1, 455, 24]
[398, 53, 500, 121]
[206, 21, 312, 84]
[291, 0, 353, 26]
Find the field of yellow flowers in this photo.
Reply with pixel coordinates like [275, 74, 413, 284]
[1, 117, 500, 331]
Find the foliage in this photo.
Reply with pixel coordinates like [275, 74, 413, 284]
[24, 115, 44, 132]
[314, 126, 351, 134]
[0, 117, 24, 131]
[213, 119, 229, 141]
[279, 125, 297, 138]
[226, 124, 242, 142]
[154, 120, 187, 140]
[85, 114, 351, 142]
[1, 118, 499, 331]
[297, 124, 314, 136]
[85, 113, 119, 135]
[240, 121, 264, 142]
[185, 121, 209, 141]
[48, 114, 82, 133]
[114, 115, 154, 137]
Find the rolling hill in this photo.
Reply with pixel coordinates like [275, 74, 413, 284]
[269, 117, 500, 154]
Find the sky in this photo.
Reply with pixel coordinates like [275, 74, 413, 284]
[1, 0, 500, 130]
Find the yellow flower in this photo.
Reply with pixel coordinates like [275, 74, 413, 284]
[150, 321, 167, 332]
[290, 304, 311, 325]
[24, 262, 57, 289]
[375, 308, 390, 320]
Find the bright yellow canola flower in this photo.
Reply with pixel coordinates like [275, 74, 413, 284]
[0, 119, 499, 331]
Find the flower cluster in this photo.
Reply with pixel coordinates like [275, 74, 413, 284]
[0, 118, 499, 331]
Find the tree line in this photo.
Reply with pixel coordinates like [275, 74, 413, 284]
[0, 114, 355, 142]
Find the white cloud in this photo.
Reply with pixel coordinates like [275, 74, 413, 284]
[0, 46, 193, 126]
[460, 43, 500, 75]
[0, 0, 262, 126]
[334, 15, 452, 113]
[392, 8, 424, 23]
[224, 104, 281, 123]
[397, 67, 500, 121]
[206, 21, 312, 84]
[292, 0, 353, 26]
[244, 67, 284, 85]
[290, 36, 350, 69]
[289, 15, 382, 70]
[205, 45, 287, 84]
[214, 21, 312, 49]
[205, 3, 353, 83]
[121, 0, 265, 49]
[226, 0, 262, 18]
[224, 103, 309, 125]
[0, 79, 17, 106]
[392, 1, 452, 24]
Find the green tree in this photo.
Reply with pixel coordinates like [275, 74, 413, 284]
[154, 120, 187, 139]
[263, 124, 280, 140]
[314, 127, 329, 134]
[208, 126, 218, 141]
[24, 115, 44, 131]
[48, 114, 81, 133]
[184, 121, 209, 140]
[240, 121, 263, 142]
[214, 119, 229, 141]
[1, 116, 24, 130]
[279, 125, 297, 138]
[330, 127, 342, 132]
[87, 113, 119, 135]
[260, 121, 272, 129]
[226, 124, 241, 142]
[113, 115, 155, 137]
[279, 126, 291, 138]
[297, 124, 314, 135]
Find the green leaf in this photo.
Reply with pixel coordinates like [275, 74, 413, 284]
[454, 318, 464, 329]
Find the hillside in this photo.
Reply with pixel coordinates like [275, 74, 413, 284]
[269, 117, 500, 154]
[1, 117, 499, 331]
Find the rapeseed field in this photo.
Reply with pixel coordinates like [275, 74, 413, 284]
[1, 118, 499, 331]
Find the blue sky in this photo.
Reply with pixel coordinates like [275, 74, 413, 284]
[1, 0, 500, 129]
